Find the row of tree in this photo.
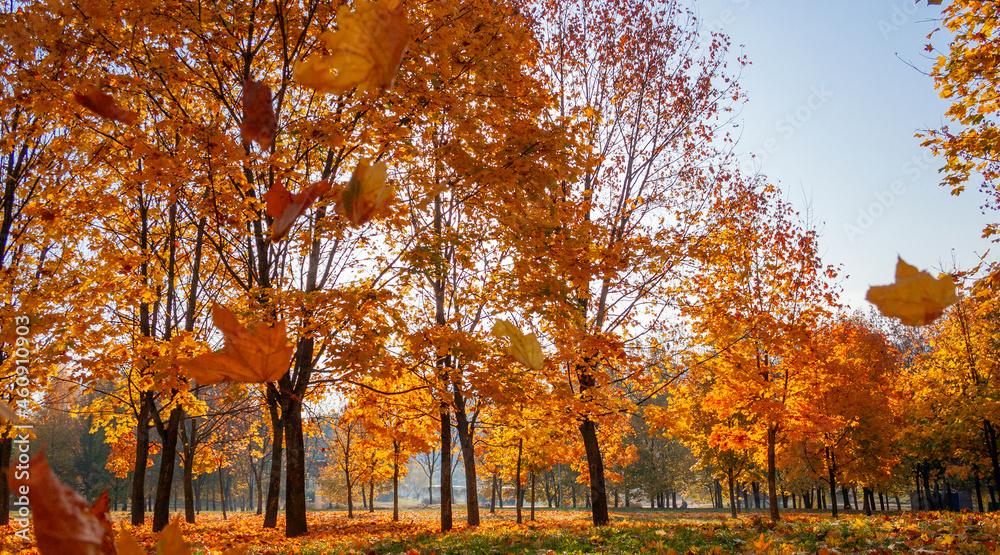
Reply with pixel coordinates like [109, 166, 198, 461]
[1, 0, 997, 539]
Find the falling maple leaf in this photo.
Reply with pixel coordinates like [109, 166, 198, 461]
[6, 451, 115, 555]
[293, 0, 410, 95]
[179, 302, 293, 385]
[73, 84, 137, 125]
[0, 400, 19, 423]
[156, 519, 191, 555]
[336, 158, 391, 226]
[240, 80, 276, 149]
[116, 529, 146, 555]
[866, 257, 959, 326]
[491, 319, 544, 370]
[262, 179, 333, 242]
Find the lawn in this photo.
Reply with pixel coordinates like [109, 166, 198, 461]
[4, 508, 999, 554]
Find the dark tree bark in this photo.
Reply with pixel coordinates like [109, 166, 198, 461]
[490, 473, 497, 515]
[440, 403, 453, 531]
[218, 464, 227, 519]
[152, 406, 183, 532]
[131, 393, 153, 526]
[0, 433, 11, 526]
[392, 441, 401, 522]
[515, 438, 523, 525]
[767, 426, 780, 522]
[826, 446, 838, 518]
[530, 470, 536, 521]
[263, 383, 284, 528]
[727, 469, 738, 518]
[922, 466, 935, 510]
[578, 367, 609, 526]
[453, 384, 480, 526]
[976, 472, 984, 512]
[284, 383, 308, 536]
[369, 478, 375, 513]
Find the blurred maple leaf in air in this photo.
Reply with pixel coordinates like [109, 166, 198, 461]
[180, 303, 293, 385]
[6, 451, 115, 554]
[866, 257, 959, 326]
[240, 80, 276, 149]
[263, 180, 333, 241]
[491, 320, 544, 370]
[293, 0, 410, 94]
[337, 158, 392, 226]
[73, 83, 137, 125]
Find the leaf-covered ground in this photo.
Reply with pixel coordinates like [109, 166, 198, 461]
[4, 508, 1000, 554]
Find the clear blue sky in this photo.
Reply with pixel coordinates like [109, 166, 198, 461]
[694, 0, 993, 310]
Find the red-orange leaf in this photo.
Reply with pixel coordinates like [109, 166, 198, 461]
[73, 84, 137, 125]
[262, 180, 333, 241]
[180, 303, 293, 385]
[7, 451, 113, 554]
[240, 80, 276, 149]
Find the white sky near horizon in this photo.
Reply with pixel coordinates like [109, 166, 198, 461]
[693, 0, 995, 311]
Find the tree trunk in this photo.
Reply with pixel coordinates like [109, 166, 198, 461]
[183, 449, 196, 523]
[453, 385, 480, 526]
[579, 417, 609, 526]
[346, 464, 354, 518]
[153, 406, 183, 532]
[440, 403, 453, 531]
[0, 433, 11, 526]
[131, 393, 153, 526]
[984, 420, 1000, 508]
[393, 442, 400, 522]
[727, 469, 738, 518]
[369, 478, 375, 513]
[915, 468, 923, 510]
[218, 464, 227, 520]
[922, 466, 934, 510]
[826, 446, 838, 518]
[284, 350, 309, 537]
[490, 473, 497, 515]
[263, 384, 284, 528]
[530, 470, 536, 522]
[976, 472, 984, 512]
[516, 438, 523, 525]
[767, 426, 779, 522]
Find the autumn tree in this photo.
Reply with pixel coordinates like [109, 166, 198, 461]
[791, 313, 903, 517]
[0, 2, 113, 526]
[901, 289, 1000, 507]
[507, 0, 743, 526]
[681, 177, 838, 522]
[920, 0, 1000, 240]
